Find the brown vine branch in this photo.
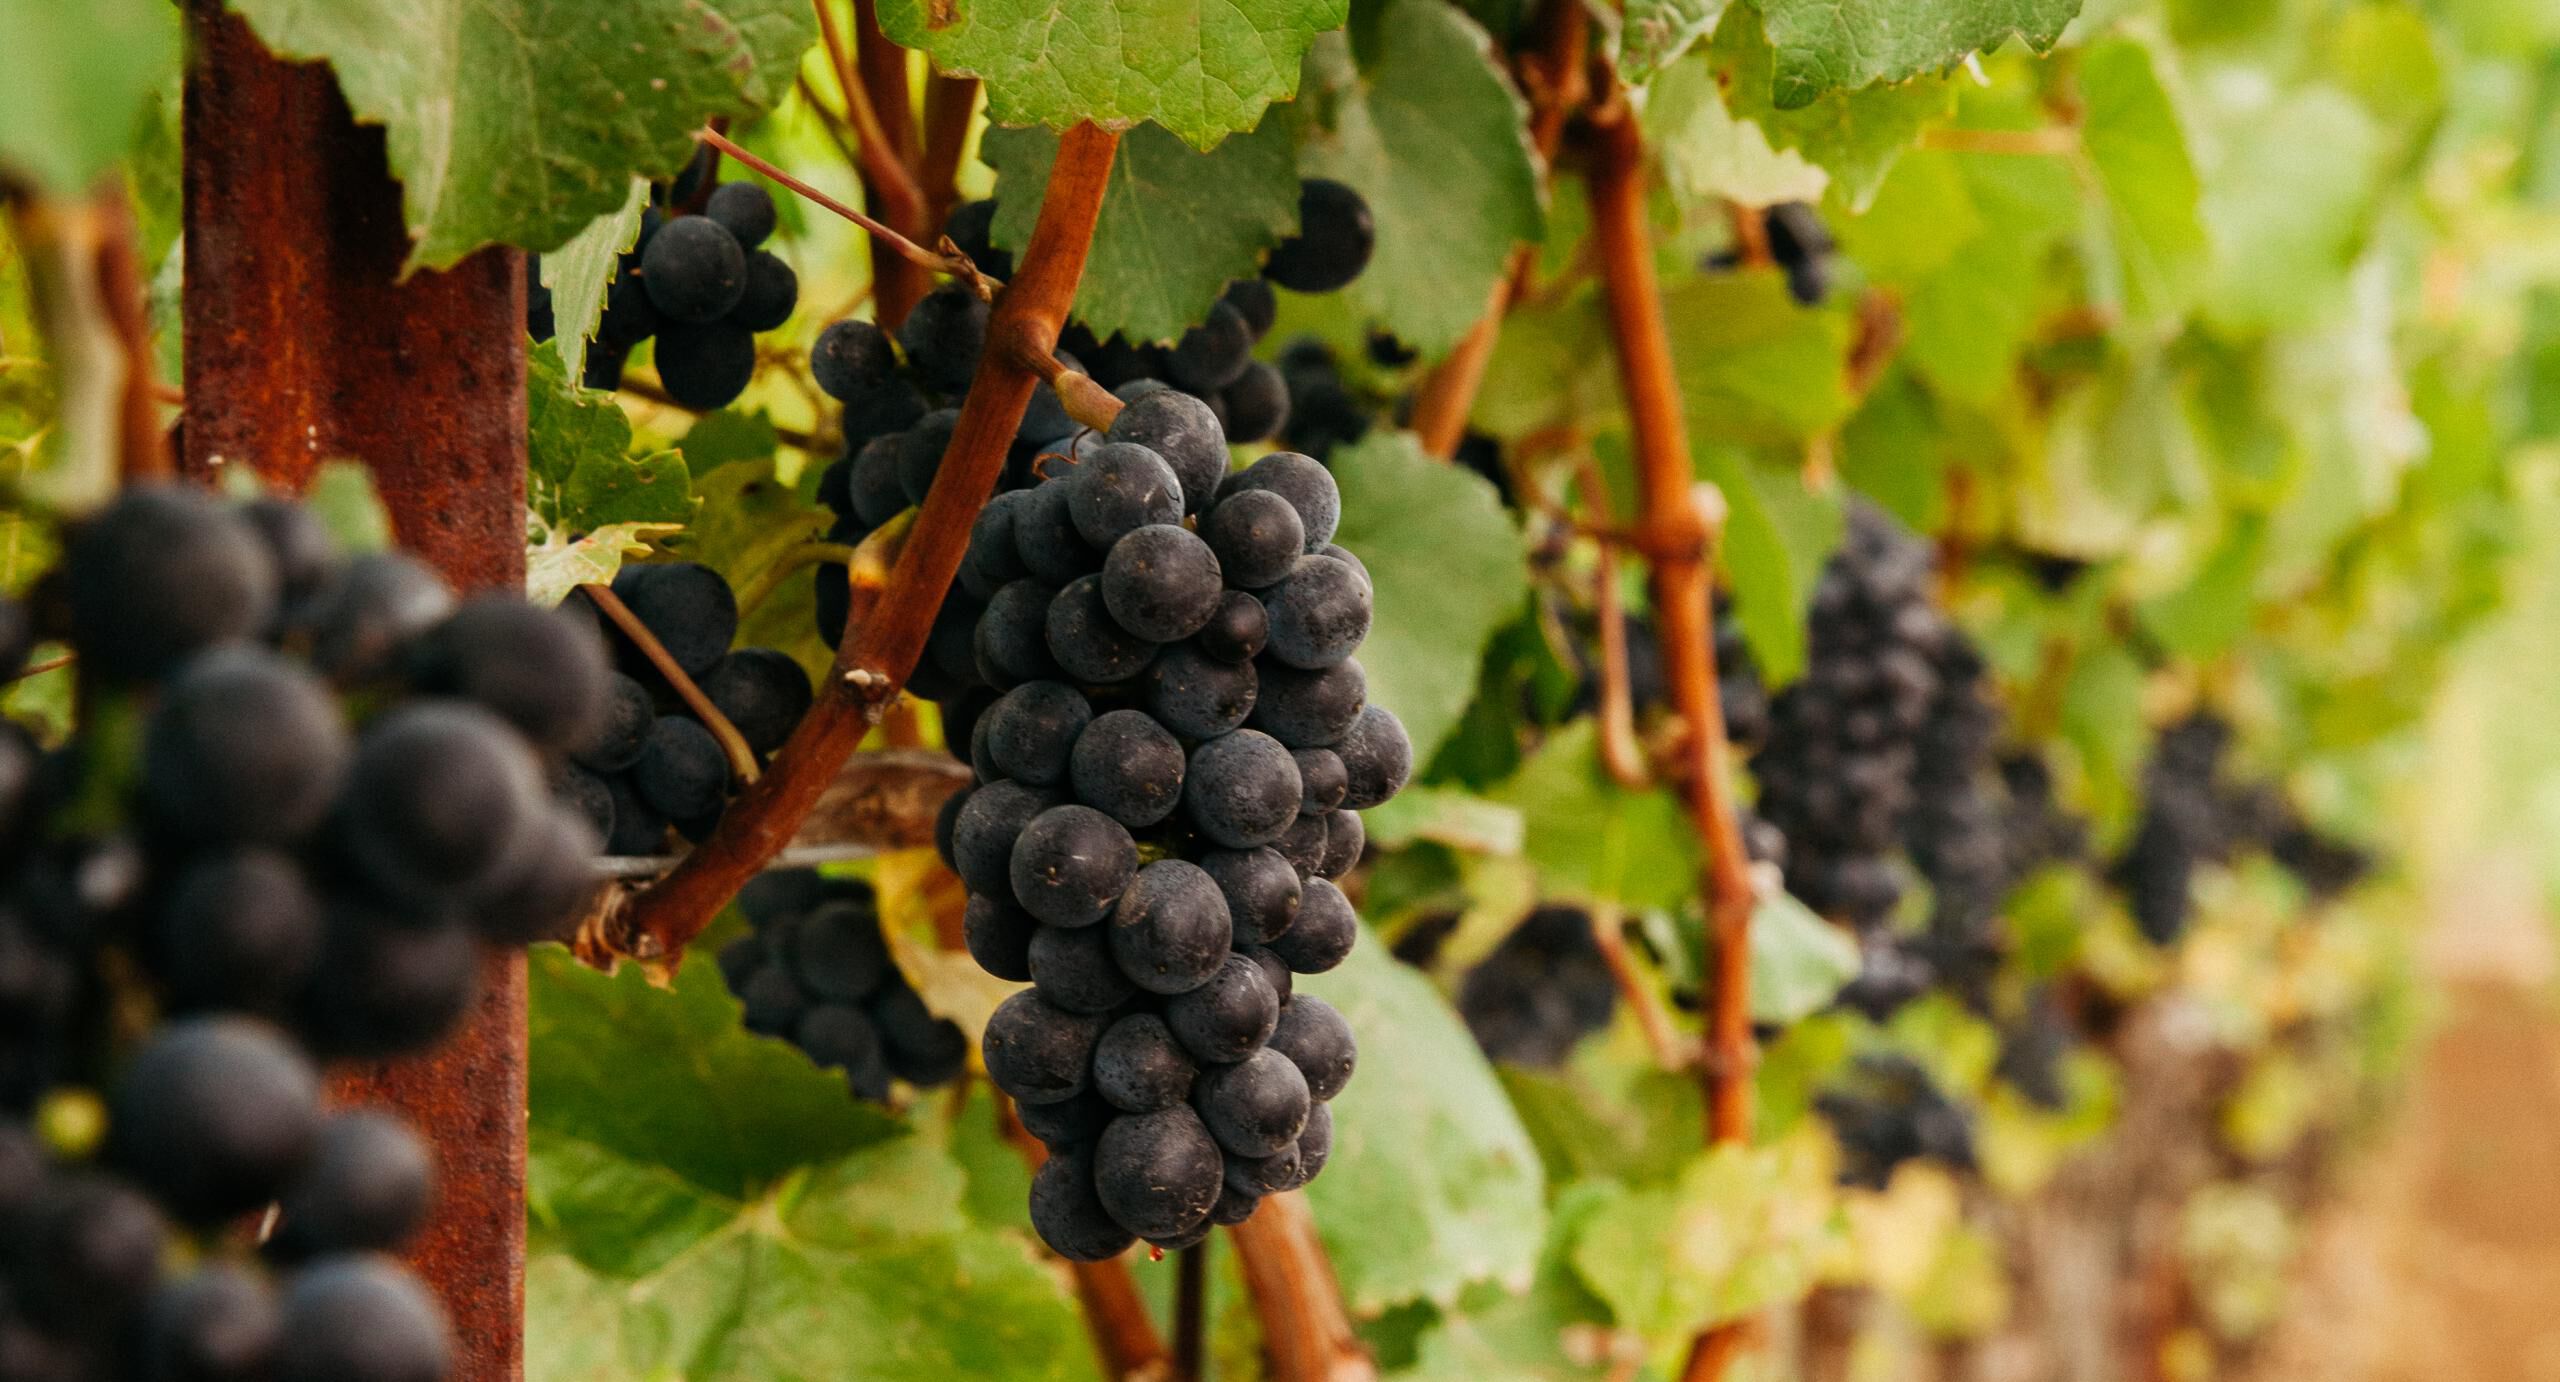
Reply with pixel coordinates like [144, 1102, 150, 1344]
[1405, 0, 1586, 459]
[94, 188, 168, 482]
[1227, 1193, 1376, 1382]
[615, 122, 1122, 962]
[1585, 900, 1693, 1072]
[812, 0, 929, 248]
[1014, 343, 1126, 434]
[579, 582, 762, 787]
[852, 0, 932, 327]
[1581, 81, 1763, 1382]
[1575, 460, 1651, 791]
[2, 653, 72, 685]
[692, 128, 995, 299]
[920, 73, 981, 235]
[1174, 1242, 1208, 1382]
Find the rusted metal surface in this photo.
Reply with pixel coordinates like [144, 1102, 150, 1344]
[181, 6, 528, 1377]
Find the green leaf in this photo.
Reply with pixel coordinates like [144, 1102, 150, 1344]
[0, 0, 178, 193]
[1302, 929, 1547, 1310]
[539, 179, 649, 385]
[2135, 515, 2266, 659]
[678, 409, 786, 481]
[1665, 274, 1854, 449]
[984, 119, 1301, 344]
[1711, 7, 1954, 209]
[527, 342, 694, 531]
[1749, 889, 1859, 1023]
[2197, 85, 2384, 332]
[1400, 1189, 1621, 1381]
[1488, 720, 1700, 911]
[1359, 785, 1526, 855]
[525, 518, 681, 608]
[1644, 58, 1831, 210]
[1564, 1142, 1834, 1356]
[227, 0, 815, 268]
[303, 462, 394, 556]
[672, 457, 835, 677]
[1700, 445, 1843, 686]
[1755, 0, 2081, 109]
[2080, 38, 2208, 326]
[1299, 0, 1545, 355]
[1621, 0, 1729, 88]
[528, 948, 897, 1200]
[875, 0, 1349, 150]
[1327, 429, 1532, 765]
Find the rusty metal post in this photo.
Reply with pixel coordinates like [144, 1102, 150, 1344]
[181, 6, 527, 1377]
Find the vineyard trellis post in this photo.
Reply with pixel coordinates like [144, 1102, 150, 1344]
[179, 6, 530, 1377]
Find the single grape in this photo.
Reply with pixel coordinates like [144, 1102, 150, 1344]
[1217, 452, 1339, 551]
[811, 319, 899, 402]
[1164, 952, 1280, 1066]
[1105, 859, 1233, 996]
[1167, 301, 1254, 393]
[794, 1005, 888, 1095]
[1250, 660, 1366, 749]
[897, 408, 961, 507]
[1013, 478, 1105, 586]
[142, 647, 350, 849]
[632, 716, 729, 822]
[655, 320, 758, 410]
[1102, 526, 1224, 643]
[975, 580, 1065, 688]
[737, 868, 828, 929]
[65, 486, 279, 682]
[725, 250, 797, 332]
[406, 595, 612, 755]
[1202, 488, 1306, 591]
[737, 965, 808, 1037]
[108, 1017, 323, 1225]
[845, 433, 911, 528]
[1228, 1141, 1306, 1197]
[13, 1175, 168, 1334]
[1068, 443, 1186, 549]
[1045, 574, 1160, 685]
[156, 849, 323, 1017]
[1273, 813, 1328, 877]
[1219, 362, 1291, 445]
[1010, 805, 1138, 927]
[1268, 996, 1356, 1101]
[142, 1265, 282, 1382]
[641, 215, 748, 323]
[1143, 644, 1258, 740]
[270, 1258, 453, 1382]
[1186, 731, 1301, 849]
[1293, 749, 1347, 816]
[959, 490, 1033, 601]
[1028, 922, 1140, 1014]
[982, 990, 1107, 1105]
[602, 774, 668, 856]
[1094, 1105, 1223, 1241]
[900, 280, 991, 393]
[1106, 390, 1228, 517]
[1243, 943, 1294, 1006]
[1298, 1102, 1335, 1180]
[1267, 877, 1356, 975]
[950, 780, 1058, 896]
[701, 649, 814, 758]
[1201, 848, 1303, 946]
[943, 198, 1015, 278]
[1193, 1047, 1310, 1158]
[1093, 1014, 1198, 1114]
[1263, 555, 1373, 669]
[788, 900, 890, 1003]
[1335, 705, 1413, 810]
[607, 562, 738, 678]
[1262, 179, 1375, 295]
[1221, 279, 1278, 339]
[1196, 591, 1270, 665]
[873, 987, 969, 1086]
[1068, 709, 1186, 829]
[1015, 1089, 1113, 1149]
[963, 893, 1039, 982]
[296, 552, 455, 686]
[337, 702, 548, 902]
[1317, 808, 1365, 880]
[266, 1112, 433, 1261]
[705, 181, 778, 249]
[239, 496, 342, 609]
[1030, 1147, 1135, 1262]
[299, 910, 481, 1060]
[981, 682, 1093, 788]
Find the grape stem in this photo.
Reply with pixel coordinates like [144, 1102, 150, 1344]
[1406, 0, 1586, 459]
[1174, 1241, 1207, 1382]
[691, 128, 999, 302]
[0, 653, 72, 685]
[576, 581, 763, 788]
[1574, 459, 1653, 791]
[614, 122, 1123, 962]
[733, 540, 866, 622]
[1584, 899, 1697, 1072]
[919, 72, 981, 235]
[1014, 343, 1127, 434]
[992, 1097, 1174, 1378]
[809, 0, 929, 268]
[1581, 71, 1765, 1382]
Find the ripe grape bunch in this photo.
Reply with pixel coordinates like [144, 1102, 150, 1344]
[717, 869, 969, 1101]
[557, 562, 814, 855]
[919, 403, 1407, 1258]
[0, 484, 618, 1381]
[528, 179, 799, 409]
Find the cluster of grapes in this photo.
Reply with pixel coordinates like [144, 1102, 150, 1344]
[944, 179, 1378, 455]
[557, 562, 812, 856]
[715, 870, 968, 1101]
[910, 399, 1406, 1257]
[528, 181, 798, 408]
[0, 484, 617, 1380]
[1813, 1052, 1977, 1190]
[1703, 202, 1837, 308]
[1453, 906, 1618, 1069]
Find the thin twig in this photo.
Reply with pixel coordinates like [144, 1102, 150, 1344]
[676, 116, 729, 216]
[1582, 77, 1764, 1382]
[811, 0, 929, 243]
[692, 128, 995, 299]
[3, 653, 72, 685]
[93, 187, 168, 482]
[1175, 1242, 1208, 1382]
[616, 371, 827, 453]
[1576, 461, 1650, 791]
[920, 73, 981, 234]
[1583, 900, 1692, 1072]
[1014, 343, 1125, 433]
[851, 0, 933, 327]
[614, 123, 1123, 962]
[578, 582, 762, 786]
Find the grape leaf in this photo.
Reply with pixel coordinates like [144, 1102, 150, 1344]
[303, 462, 394, 556]
[1564, 1140, 1836, 1361]
[527, 342, 694, 531]
[1302, 929, 1548, 1310]
[875, 0, 1349, 150]
[1665, 274, 1855, 448]
[539, 178, 648, 385]
[2080, 38, 2208, 326]
[1489, 719, 1700, 911]
[1325, 429, 1531, 765]
[1400, 1187, 1622, 1381]
[1699, 444, 1842, 686]
[1644, 58, 1831, 209]
[2197, 85, 2384, 332]
[984, 119, 1301, 345]
[0, 0, 178, 194]
[1298, 0, 1545, 356]
[1749, 889, 1859, 1024]
[525, 517, 679, 607]
[226, 0, 814, 268]
[1711, 6, 1953, 210]
[1621, 0, 1729, 87]
[1754, 0, 2082, 109]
